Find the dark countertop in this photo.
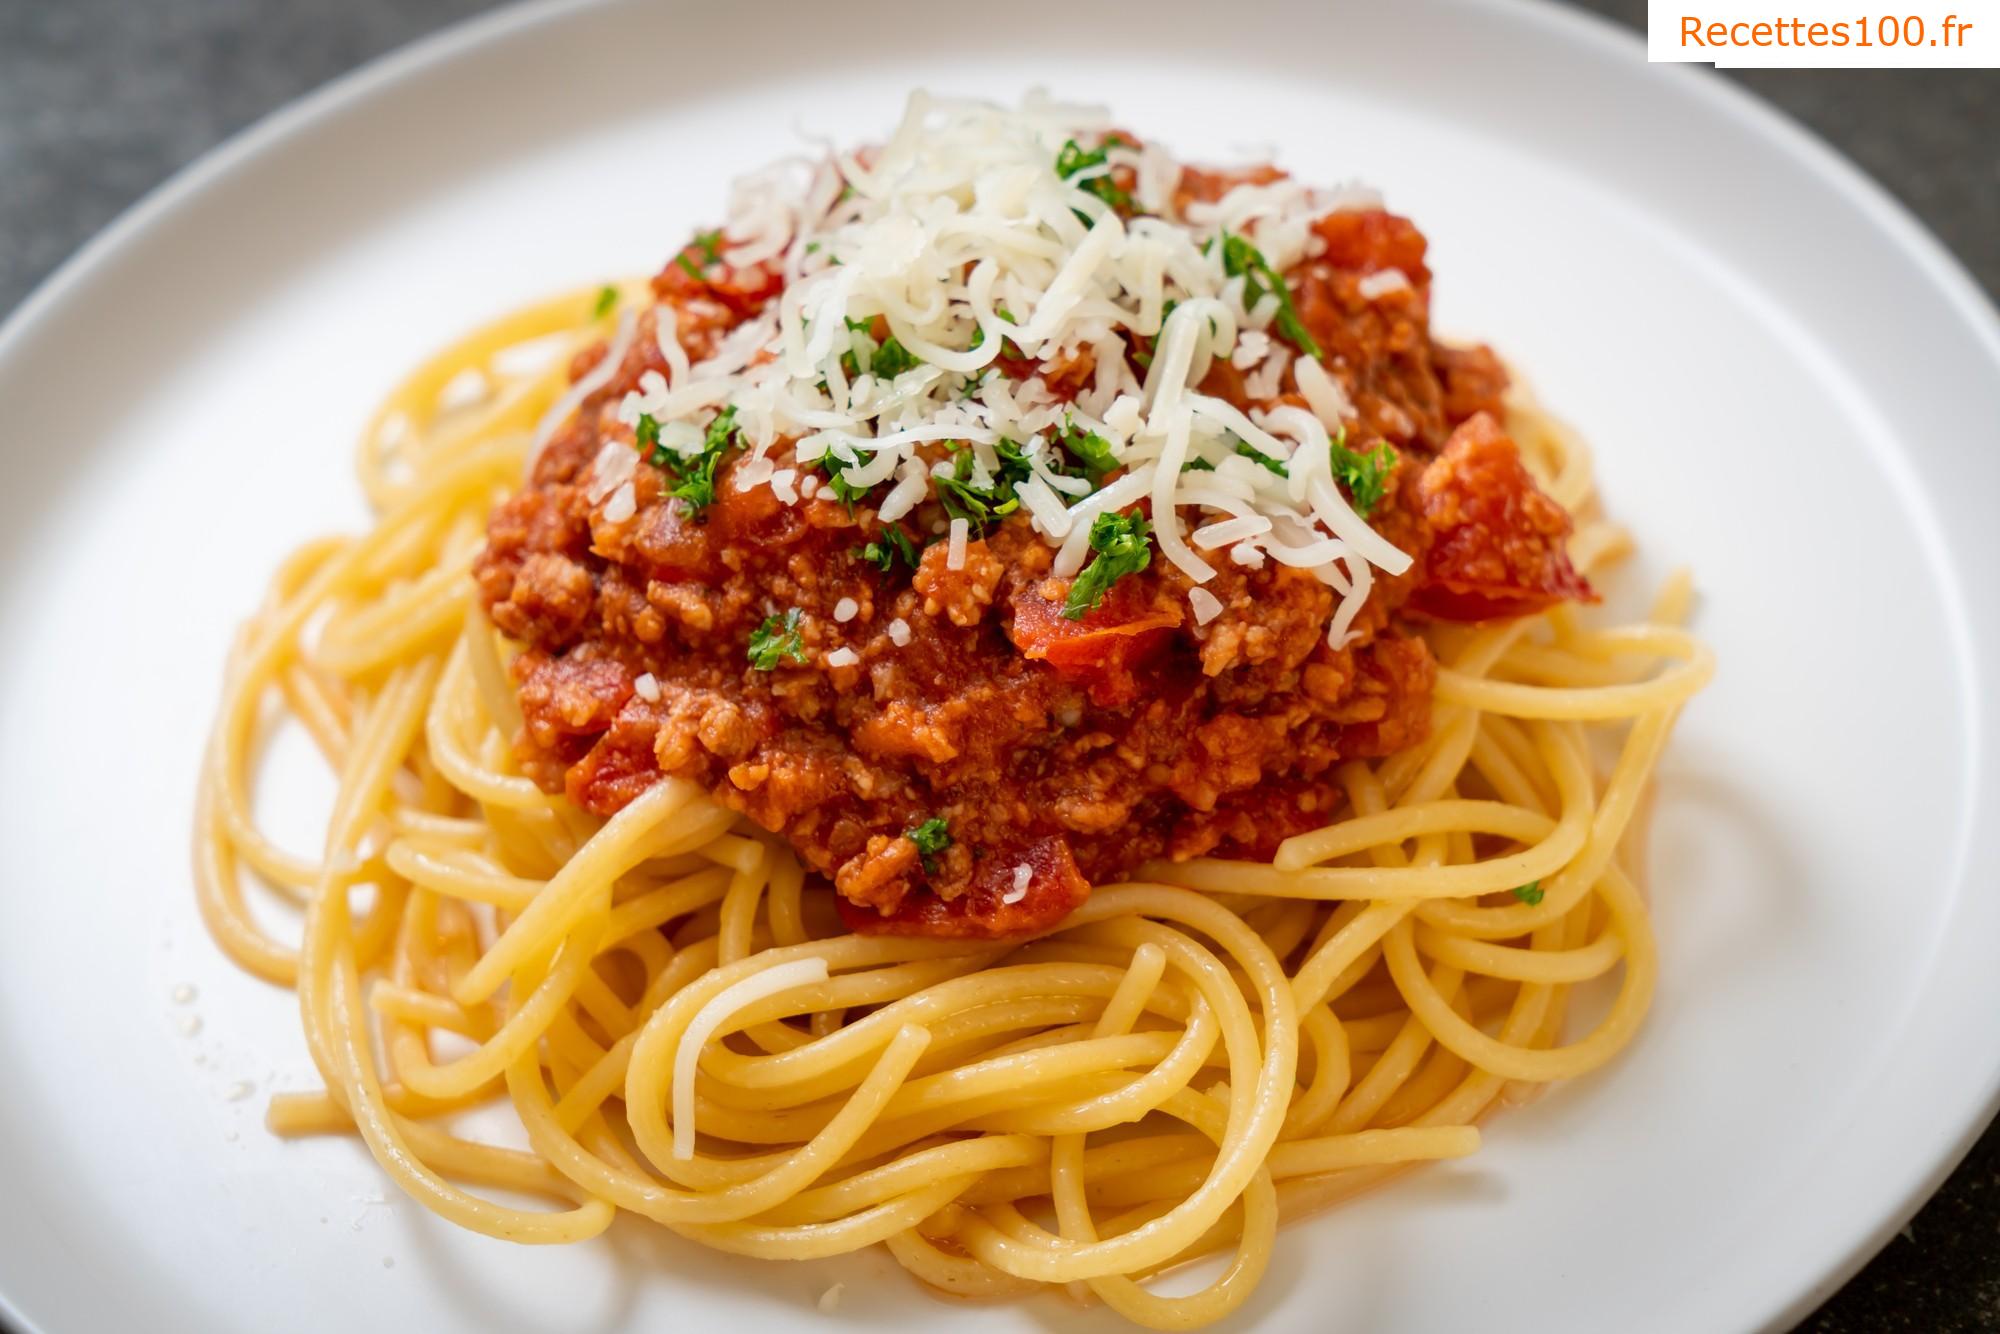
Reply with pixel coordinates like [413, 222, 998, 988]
[1, 0, 1994, 1328]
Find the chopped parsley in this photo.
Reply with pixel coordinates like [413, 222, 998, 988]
[813, 449, 874, 512]
[1054, 135, 1134, 214]
[855, 526, 921, 573]
[746, 607, 807, 671]
[1213, 230, 1322, 360]
[647, 405, 743, 514]
[675, 228, 725, 280]
[906, 816, 952, 875]
[1058, 416, 1120, 483]
[1181, 456, 1216, 473]
[1063, 510, 1153, 620]
[591, 285, 618, 319]
[1330, 432, 1396, 518]
[990, 439, 1038, 494]
[1511, 880, 1545, 906]
[1236, 440, 1290, 478]
[870, 335, 922, 379]
[835, 316, 923, 382]
[934, 445, 1022, 531]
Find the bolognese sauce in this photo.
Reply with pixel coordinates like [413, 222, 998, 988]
[475, 141, 1591, 940]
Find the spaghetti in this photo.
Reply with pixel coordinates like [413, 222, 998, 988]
[195, 97, 1711, 1329]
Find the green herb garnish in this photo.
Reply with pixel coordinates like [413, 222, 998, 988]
[1063, 510, 1154, 620]
[648, 406, 742, 514]
[1058, 416, 1120, 483]
[1330, 432, 1396, 518]
[592, 285, 618, 319]
[834, 317, 923, 382]
[934, 446, 1022, 531]
[675, 228, 726, 281]
[1511, 881, 1545, 906]
[855, 526, 921, 573]
[990, 439, 1038, 495]
[906, 816, 952, 874]
[1236, 440, 1290, 478]
[747, 607, 807, 671]
[1214, 230, 1322, 360]
[1054, 136, 1134, 213]
[812, 448, 874, 512]
[869, 336, 922, 379]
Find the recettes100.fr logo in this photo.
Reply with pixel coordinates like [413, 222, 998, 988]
[1646, 0, 1995, 65]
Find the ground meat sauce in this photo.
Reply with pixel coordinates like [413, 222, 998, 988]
[475, 186, 1593, 939]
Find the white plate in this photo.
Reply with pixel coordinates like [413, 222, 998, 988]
[2, 1, 1997, 1330]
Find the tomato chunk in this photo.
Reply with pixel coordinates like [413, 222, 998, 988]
[837, 836, 1091, 939]
[1409, 414, 1594, 621]
[1008, 582, 1181, 707]
[1310, 209, 1432, 285]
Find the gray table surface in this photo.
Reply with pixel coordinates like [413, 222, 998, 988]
[1, 0, 1995, 1329]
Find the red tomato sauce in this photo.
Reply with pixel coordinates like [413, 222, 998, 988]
[475, 186, 1590, 939]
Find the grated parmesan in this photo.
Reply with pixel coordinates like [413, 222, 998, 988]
[633, 672, 661, 702]
[825, 647, 859, 668]
[1003, 863, 1032, 904]
[598, 93, 1410, 648]
[887, 618, 912, 647]
[1188, 587, 1224, 625]
[1356, 268, 1411, 300]
[833, 597, 859, 623]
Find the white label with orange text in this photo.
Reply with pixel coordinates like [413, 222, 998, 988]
[1649, 1, 2000, 65]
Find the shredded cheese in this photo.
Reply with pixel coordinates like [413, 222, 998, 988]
[673, 958, 830, 1160]
[1356, 268, 1411, 300]
[1188, 587, 1224, 625]
[610, 92, 1410, 647]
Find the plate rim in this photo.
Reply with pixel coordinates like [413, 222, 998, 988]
[2, 2, 1997, 1331]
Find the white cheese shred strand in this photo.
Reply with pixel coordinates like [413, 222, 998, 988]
[673, 959, 830, 1160]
